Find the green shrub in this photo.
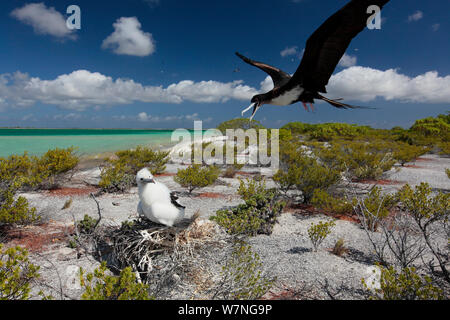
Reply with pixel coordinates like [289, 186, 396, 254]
[274, 143, 341, 203]
[114, 146, 169, 175]
[99, 146, 169, 193]
[0, 190, 38, 227]
[396, 183, 449, 282]
[393, 142, 429, 166]
[174, 164, 220, 193]
[311, 189, 356, 216]
[307, 220, 336, 252]
[357, 187, 398, 231]
[217, 118, 265, 133]
[99, 162, 134, 193]
[211, 179, 285, 236]
[79, 261, 152, 300]
[0, 245, 42, 300]
[446, 168, 450, 179]
[362, 264, 444, 300]
[0, 148, 79, 191]
[37, 147, 79, 178]
[332, 238, 347, 257]
[409, 114, 450, 139]
[215, 242, 274, 300]
[77, 214, 99, 234]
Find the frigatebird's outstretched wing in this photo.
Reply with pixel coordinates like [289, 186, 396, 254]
[235, 52, 291, 88]
[291, 0, 390, 93]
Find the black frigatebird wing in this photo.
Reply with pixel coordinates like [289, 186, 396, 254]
[235, 52, 291, 89]
[290, 0, 390, 94]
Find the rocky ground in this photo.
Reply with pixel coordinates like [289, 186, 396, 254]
[4, 154, 449, 300]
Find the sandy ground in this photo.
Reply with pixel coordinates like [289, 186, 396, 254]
[5, 153, 450, 300]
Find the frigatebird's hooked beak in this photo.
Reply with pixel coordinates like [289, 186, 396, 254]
[241, 102, 261, 121]
[241, 102, 255, 117]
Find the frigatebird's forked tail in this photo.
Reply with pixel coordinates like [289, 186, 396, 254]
[317, 94, 375, 110]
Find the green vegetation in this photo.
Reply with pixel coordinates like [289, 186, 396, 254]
[357, 187, 398, 231]
[174, 164, 220, 193]
[311, 189, 356, 216]
[397, 183, 450, 282]
[274, 140, 341, 203]
[362, 264, 444, 300]
[0, 148, 78, 228]
[0, 245, 42, 300]
[216, 118, 266, 133]
[211, 179, 285, 236]
[215, 241, 274, 300]
[446, 168, 450, 179]
[77, 214, 99, 235]
[332, 238, 347, 257]
[99, 146, 169, 193]
[79, 261, 152, 300]
[307, 220, 336, 252]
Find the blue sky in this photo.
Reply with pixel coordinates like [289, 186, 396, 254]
[0, 0, 449, 129]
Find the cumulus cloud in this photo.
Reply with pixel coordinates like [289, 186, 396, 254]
[327, 66, 450, 104]
[11, 3, 76, 40]
[408, 10, 423, 22]
[1, 66, 450, 112]
[102, 17, 155, 56]
[280, 46, 299, 57]
[138, 112, 202, 123]
[338, 53, 357, 68]
[0, 70, 258, 111]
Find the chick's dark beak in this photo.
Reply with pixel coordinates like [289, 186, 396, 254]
[142, 178, 155, 184]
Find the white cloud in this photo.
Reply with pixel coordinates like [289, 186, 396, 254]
[327, 66, 450, 104]
[137, 112, 201, 123]
[408, 11, 423, 22]
[432, 23, 440, 32]
[280, 46, 299, 57]
[338, 53, 357, 68]
[0, 70, 258, 111]
[1, 66, 450, 112]
[11, 3, 76, 40]
[102, 17, 155, 57]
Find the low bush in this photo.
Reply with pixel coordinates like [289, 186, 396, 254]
[211, 179, 285, 236]
[311, 189, 356, 216]
[274, 142, 341, 203]
[99, 162, 134, 193]
[0, 147, 79, 190]
[397, 183, 450, 282]
[362, 264, 444, 300]
[446, 168, 450, 179]
[393, 142, 429, 166]
[307, 220, 336, 252]
[77, 214, 99, 235]
[99, 146, 169, 193]
[332, 238, 347, 257]
[213, 241, 274, 300]
[79, 261, 152, 300]
[174, 164, 220, 193]
[0, 245, 42, 300]
[355, 187, 398, 232]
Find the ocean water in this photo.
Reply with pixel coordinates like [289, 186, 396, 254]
[0, 129, 182, 158]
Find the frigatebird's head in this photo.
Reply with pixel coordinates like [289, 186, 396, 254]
[241, 94, 265, 120]
[136, 168, 156, 186]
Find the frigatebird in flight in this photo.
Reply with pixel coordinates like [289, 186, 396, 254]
[236, 0, 390, 120]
